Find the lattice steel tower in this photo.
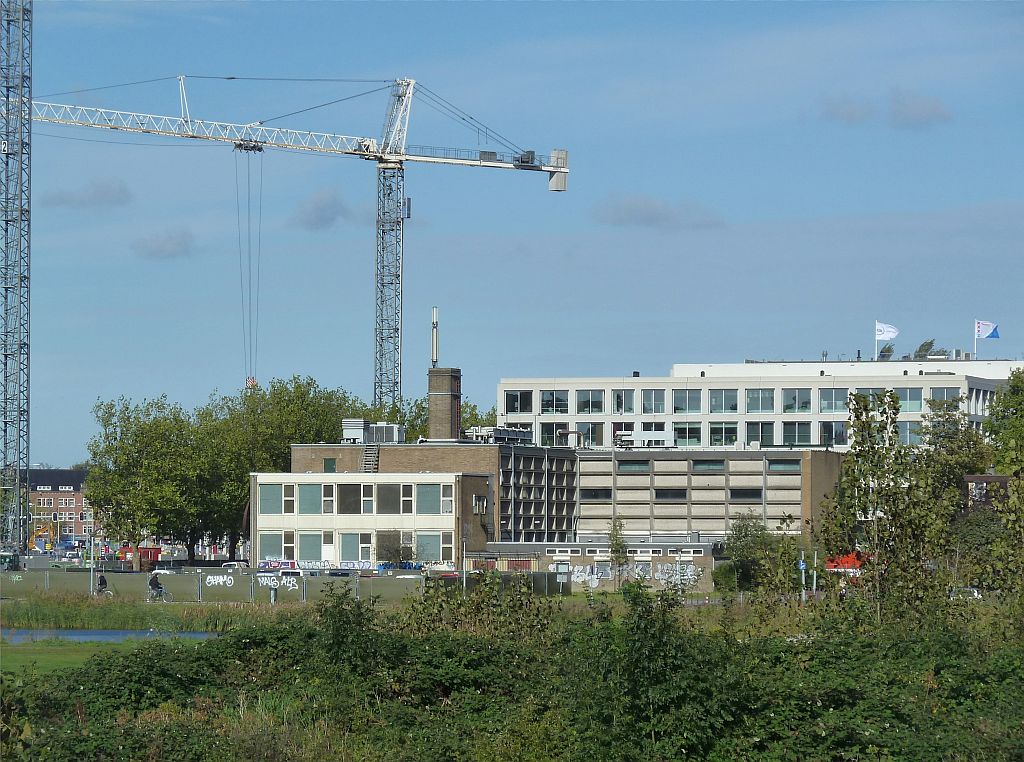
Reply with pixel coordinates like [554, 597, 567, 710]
[0, 0, 30, 549]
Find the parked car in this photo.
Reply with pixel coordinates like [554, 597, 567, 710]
[221, 561, 249, 571]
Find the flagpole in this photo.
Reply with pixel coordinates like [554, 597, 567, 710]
[974, 321, 978, 360]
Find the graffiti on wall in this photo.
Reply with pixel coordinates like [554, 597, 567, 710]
[256, 574, 299, 591]
[654, 562, 702, 587]
[204, 574, 236, 587]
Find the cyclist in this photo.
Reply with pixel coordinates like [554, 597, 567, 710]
[148, 572, 164, 600]
[96, 573, 108, 595]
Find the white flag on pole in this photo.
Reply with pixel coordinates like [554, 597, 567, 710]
[875, 321, 899, 341]
[975, 320, 999, 339]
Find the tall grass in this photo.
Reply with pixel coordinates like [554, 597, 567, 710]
[0, 592, 303, 631]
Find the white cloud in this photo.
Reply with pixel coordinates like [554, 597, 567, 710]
[130, 228, 196, 260]
[591, 195, 725, 231]
[43, 178, 133, 208]
[291, 189, 354, 231]
[889, 89, 952, 129]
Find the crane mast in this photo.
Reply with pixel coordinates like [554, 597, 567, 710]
[1, 0, 31, 550]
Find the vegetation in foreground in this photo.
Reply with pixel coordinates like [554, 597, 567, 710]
[1, 575, 1023, 762]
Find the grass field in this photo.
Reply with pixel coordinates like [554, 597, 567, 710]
[1, 638, 142, 674]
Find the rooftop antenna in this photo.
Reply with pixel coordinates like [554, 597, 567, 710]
[431, 306, 439, 369]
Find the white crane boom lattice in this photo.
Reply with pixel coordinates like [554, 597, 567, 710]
[33, 79, 568, 406]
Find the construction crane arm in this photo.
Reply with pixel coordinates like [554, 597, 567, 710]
[32, 101, 381, 157]
[31, 101, 569, 185]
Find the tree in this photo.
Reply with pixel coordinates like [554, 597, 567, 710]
[819, 391, 952, 623]
[462, 400, 497, 430]
[86, 397, 197, 571]
[980, 368, 1024, 594]
[877, 342, 894, 361]
[608, 516, 628, 590]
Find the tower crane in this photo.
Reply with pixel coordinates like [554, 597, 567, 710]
[32, 78, 569, 408]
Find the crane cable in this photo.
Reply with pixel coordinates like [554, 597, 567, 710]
[234, 147, 263, 391]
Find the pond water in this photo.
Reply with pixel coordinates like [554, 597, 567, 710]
[2, 628, 218, 644]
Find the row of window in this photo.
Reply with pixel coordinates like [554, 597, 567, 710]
[258, 483, 455, 516]
[546, 547, 705, 557]
[34, 511, 90, 522]
[33, 485, 76, 492]
[258, 530, 455, 563]
[534, 419, 924, 447]
[613, 458, 802, 475]
[507, 386, 960, 416]
[580, 487, 765, 502]
[35, 497, 82, 508]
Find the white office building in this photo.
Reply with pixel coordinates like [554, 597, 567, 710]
[498, 359, 1022, 451]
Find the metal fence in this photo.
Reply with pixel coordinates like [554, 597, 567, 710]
[0, 569, 567, 603]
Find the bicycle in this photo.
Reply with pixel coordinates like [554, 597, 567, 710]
[94, 587, 113, 598]
[146, 588, 173, 603]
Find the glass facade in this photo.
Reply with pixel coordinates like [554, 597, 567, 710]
[709, 389, 738, 413]
[782, 388, 811, 413]
[746, 388, 774, 413]
[673, 389, 700, 414]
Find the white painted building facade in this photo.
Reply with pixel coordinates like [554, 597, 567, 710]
[498, 360, 1022, 451]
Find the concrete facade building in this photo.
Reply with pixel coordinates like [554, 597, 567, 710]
[249, 471, 493, 569]
[497, 359, 1022, 450]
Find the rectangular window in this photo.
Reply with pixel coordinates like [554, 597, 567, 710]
[323, 458, 336, 473]
[36, 497, 54, 508]
[692, 459, 725, 473]
[540, 422, 568, 447]
[377, 483, 401, 515]
[258, 484, 282, 515]
[296, 485, 319, 514]
[363, 484, 375, 514]
[642, 389, 665, 414]
[441, 531, 455, 562]
[613, 389, 635, 414]
[58, 485, 73, 491]
[505, 390, 533, 414]
[322, 531, 334, 545]
[360, 533, 373, 562]
[673, 422, 701, 447]
[783, 421, 811, 444]
[259, 532, 283, 560]
[819, 388, 849, 413]
[402, 483, 414, 514]
[416, 532, 442, 562]
[612, 422, 634, 444]
[283, 484, 295, 514]
[820, 421, 848, 446]
[745, 422, 774, 446]
[782, 388, 811, 413]
[768, 459, 801, 473]
[709, 422, 738, 446]
[441, 484, 454, 515]
[745, 388, 774, 413]
[577, 422, 604, 447]
[895, 387, 923, 413]
[709, 389, 738, 413]
[283, 531, 295, 561]
[617, 459, 651, 474]
[58, 497, 75, 508]
[580, 488, 613, 500]
[298, 532, 322, 562]
[541, 390, 569, 414]
[338, 484, 361, 515]
[416, 483, 441, 514]
[576, 389, 604, 414]
[897, 421, 922, 446]
[322, 484, 334, 514]
[730, 488, 763, 502]
[856, 387, 884, 401]
[654, 488, 688, 501]
[931, 386, 961, 402]
[340, 533, 360, 562]
[673, 389, 700, 414]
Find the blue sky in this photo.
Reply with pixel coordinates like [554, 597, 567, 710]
[30, 1, 1024, 466]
